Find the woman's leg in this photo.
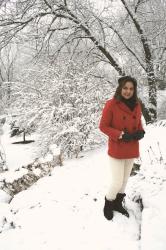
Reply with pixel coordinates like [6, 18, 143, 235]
[119, 158, 134, 193]
[106, 156, 125, 200]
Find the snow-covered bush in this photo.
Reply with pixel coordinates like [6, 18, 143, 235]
[6, 59, 113, 158]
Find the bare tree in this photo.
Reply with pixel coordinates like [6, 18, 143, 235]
[0, 44, 17, 106]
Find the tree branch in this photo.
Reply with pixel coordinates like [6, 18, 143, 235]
[135, 0, 143, 13]
[101, 19, 146, 71]
[0, 1, 125, 75]
[120, 0, 152, 64]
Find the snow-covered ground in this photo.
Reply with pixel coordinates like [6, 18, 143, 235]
[0, 121, 166, 250]
[0, 123, 39, 171]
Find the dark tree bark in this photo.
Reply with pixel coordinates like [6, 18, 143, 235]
[120, 0, 157, 122]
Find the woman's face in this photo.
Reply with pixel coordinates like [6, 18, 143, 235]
[121, 81, 134, 99]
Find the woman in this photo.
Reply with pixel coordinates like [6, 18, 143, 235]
[99, 76, 145, 220]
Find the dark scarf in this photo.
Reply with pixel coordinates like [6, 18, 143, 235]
[120, 96, 137, 111]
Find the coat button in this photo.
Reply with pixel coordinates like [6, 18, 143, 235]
[123, 116, 126, 120]
[133, 115, 136, 119]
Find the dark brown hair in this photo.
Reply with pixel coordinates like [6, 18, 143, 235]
[114, 76, 139, 102]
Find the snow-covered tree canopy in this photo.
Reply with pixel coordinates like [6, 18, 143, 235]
[0, 0, 166, 121]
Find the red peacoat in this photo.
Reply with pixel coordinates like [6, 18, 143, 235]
[99, 97, 144, 159]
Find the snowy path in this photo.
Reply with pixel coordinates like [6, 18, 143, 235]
[0, 148, 141, 250]
[1, 122, 166, 249]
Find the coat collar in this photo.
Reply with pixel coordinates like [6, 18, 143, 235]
[114, 98, 138, 115]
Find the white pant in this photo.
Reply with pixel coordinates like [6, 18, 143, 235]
[106, 156, 134, 200]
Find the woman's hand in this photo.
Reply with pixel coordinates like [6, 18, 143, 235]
[119, 130, 145, 141]
[121, 132, 133, 142]
[132, 130, 145, 140]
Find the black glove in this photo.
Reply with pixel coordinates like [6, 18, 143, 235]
[132, 130, 145, 140]
[122, 133, 133, 142]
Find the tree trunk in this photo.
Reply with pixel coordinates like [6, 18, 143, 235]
[23, 131, 26, 142]
[146, 60, 157, 123]
[147, 78, 157, 122]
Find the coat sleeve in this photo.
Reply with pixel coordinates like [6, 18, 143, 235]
[99, 100, 122, 142]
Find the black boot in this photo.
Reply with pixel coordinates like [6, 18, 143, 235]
[103, 197, 114, 220]
[113, 193, 129, 218]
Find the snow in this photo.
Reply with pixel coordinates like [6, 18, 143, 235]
[0, 123, 39, 171]
[0, 168, 28, 183]
[141, 186, 166, 250]
[49, 144, 61, 156]
[139, 125, 166, 164]
[0, 121, 166, 249]
[39, 153, 53, 163]
[0, 148, 140, 250]
[0, 190, 11, 203]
